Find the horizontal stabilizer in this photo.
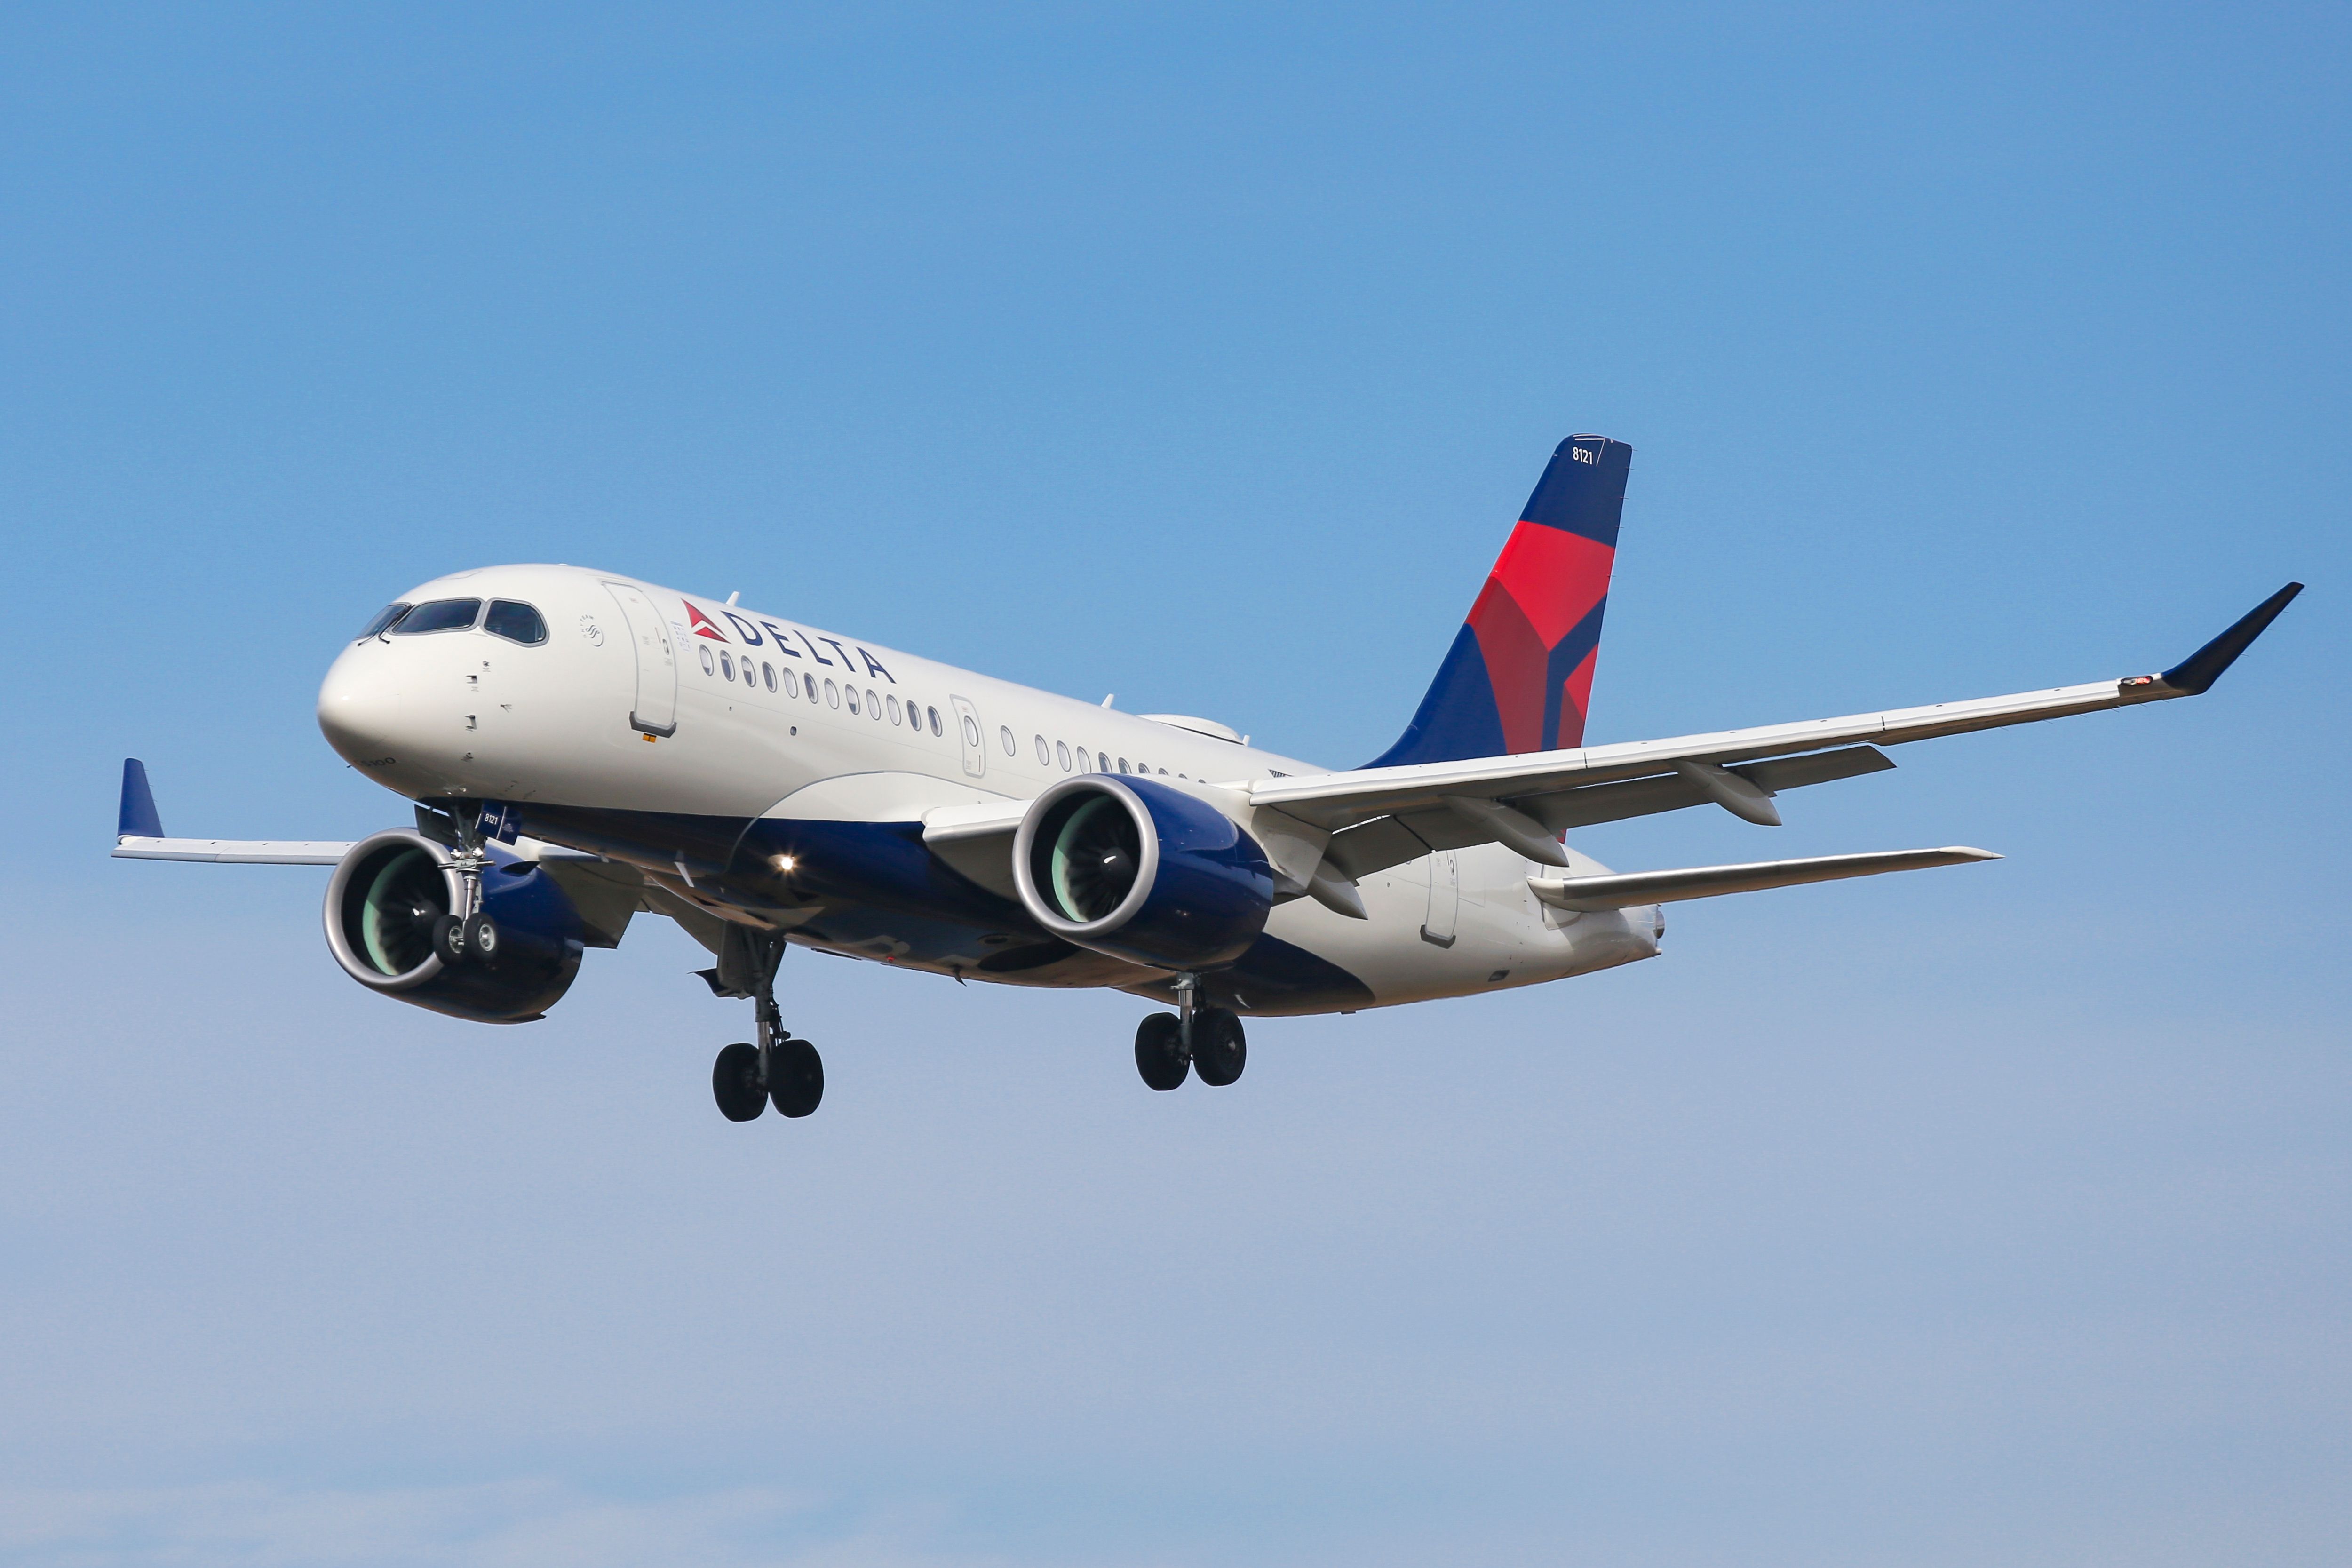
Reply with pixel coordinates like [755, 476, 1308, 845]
[1528, 846, 1998, 912]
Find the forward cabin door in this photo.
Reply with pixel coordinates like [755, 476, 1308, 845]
[948, 695, 987, 779]
[603, 582, 678, 736]
[1421, 850, 1460, 947]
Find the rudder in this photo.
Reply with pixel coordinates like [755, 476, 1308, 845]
[1367, 435, 1631, 768]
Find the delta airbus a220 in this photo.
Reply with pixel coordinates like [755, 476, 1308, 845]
[114, 438, 2301, 1122]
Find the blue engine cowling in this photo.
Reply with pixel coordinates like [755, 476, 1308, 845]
[1011, 776, 1273, 970]
[322, 829, 592, 1023]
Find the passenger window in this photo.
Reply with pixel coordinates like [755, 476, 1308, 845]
[888, 695, 902, 724]
[782, 669, 799, 698]
[763, 662, 776, 692]
[484, 600, 548, 645]
[1056, 740, 1070, 770]
[868, 688, 882, 718]
[962, 714, 982, 748]
[700, 646, 715, 675]
[744, 659, 756, 686]
[720, 652, 735, 681]
[928, 706, 943, 736]
[1000, 725, 1016, 756]
[1117, 758, 1129, 773]
[391, 598, 481, 635]
[846, 687, 860, 714]
[1034, 735, 1049, 764]
[358, 603, 411, 639]
[1097, 751, 1110, 772]
[807, 676, 819, 703]
[826, 679, 840, 708]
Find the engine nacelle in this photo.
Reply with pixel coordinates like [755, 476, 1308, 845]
[1012, 776, 1273, 970]
[322, 829, 589, 1023]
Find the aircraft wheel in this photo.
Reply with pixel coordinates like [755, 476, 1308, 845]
[769, 1037, 824, 1119]
[465, 913, 502, 966]
[1192, 1008, 1246, 1087]
[712, 1042, 767, 1121]
[432, 914, 469, 965]
[1134, 1012, 1188, 1091]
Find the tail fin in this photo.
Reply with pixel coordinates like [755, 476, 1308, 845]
[1367, 435, 1632, 768]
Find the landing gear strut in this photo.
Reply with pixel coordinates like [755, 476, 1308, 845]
[429, 803, 501, 966]
[1133, 976, 1245, 1090]
[709, 929, 824, 1122]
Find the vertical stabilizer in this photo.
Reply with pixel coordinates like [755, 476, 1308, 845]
[1367, 435, 1631, 768]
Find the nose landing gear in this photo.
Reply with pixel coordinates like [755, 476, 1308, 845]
[425, 804, 503, 967]
[706, 928, 825, 1123]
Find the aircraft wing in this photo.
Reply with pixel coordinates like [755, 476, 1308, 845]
[113, 836, 355, 864]
[107, 759, 606, 868]
[1527, 846, 1999, 911]
[1249, 581, 2302, 882]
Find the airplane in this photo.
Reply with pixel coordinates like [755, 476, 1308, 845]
[112, 436, 2302, 1123]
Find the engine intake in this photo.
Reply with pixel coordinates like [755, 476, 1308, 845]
[323, 829, 588, 1023]
[1012, 776, 1273, 970]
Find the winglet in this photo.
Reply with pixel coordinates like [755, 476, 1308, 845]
[119, 758, 164, 840]
[2152, 581, 2304, 696]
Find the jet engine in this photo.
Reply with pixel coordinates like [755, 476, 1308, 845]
[1012, 776, 1273, 970]
[322, 829, 592, 1023]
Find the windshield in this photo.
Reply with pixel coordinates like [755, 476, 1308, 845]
[358, 603, 412, 639]
[391, 598, 483, 635]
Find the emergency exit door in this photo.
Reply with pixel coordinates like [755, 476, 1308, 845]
[1421, 850, 1459, 947]
[948, 695, 987, 779]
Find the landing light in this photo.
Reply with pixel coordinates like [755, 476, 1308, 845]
[773, 854, 798, 873]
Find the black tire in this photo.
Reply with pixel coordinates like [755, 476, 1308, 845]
[432, 914, 469, 965]
[1134, 1011, 1188, 1091]
[712, 1042, 767, 1121]
[466, 913, 501, 966]
[769, 1037, 824, 1119]
[1192, 1007, 1247, 1087]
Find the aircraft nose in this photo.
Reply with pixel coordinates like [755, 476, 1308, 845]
[318, 643, 427, 770]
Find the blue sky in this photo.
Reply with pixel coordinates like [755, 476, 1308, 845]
[2, 5, 2346, 1564]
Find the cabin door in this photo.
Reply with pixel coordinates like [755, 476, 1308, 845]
[602, 582, 678, 736]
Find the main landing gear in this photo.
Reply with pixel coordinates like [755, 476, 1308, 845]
[708, 928, 825, 1123]
[1134, 975, 1246, 1091]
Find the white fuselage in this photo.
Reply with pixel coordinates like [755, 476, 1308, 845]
[318, 564, 1661, 1014]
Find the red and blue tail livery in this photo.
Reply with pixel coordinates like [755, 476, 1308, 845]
[1369, 435, 1632, 768]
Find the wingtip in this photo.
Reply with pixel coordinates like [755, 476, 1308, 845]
[118, 757, 164, 841]
[2155, 581, 2304, 696]
[1942, 847, 2002, 861]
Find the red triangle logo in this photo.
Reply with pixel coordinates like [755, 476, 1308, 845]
[683, 601, 729, 641]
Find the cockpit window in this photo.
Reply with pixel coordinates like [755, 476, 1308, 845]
[391, 598, 483, 635]
[358, 603, 412, 640]
[484, 600, 547, 645]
